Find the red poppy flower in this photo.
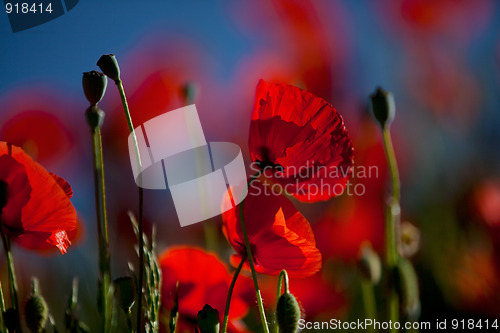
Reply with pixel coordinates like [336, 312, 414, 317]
[249, 80, 354, 202]
[222, 181, 322, 278]
[160, 247, 252, 332]
[0, 142, 76, 254]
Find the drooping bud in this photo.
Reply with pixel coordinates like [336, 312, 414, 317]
[369, 87, 395, 128]
[276, 292, 301, 333]
[85, 105, 105, 130]
[196, 304, 219, 333]
[82, 71, 107, 106]
[114, 277, 136, 313]
[0, 180, 8, 209]
[358, 243, 382, 285]
[24, 278, 49, 333]
[97, 54, 121, 82]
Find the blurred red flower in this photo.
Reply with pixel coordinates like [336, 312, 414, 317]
[0, 142, 76, 254]
[249, 80, 353, 202]
[160, 247, 252, 332]
[222, 181, 322, 278]
[0, 88, 78, 168]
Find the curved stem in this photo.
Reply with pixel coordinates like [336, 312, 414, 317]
[239, 173, 269, 333]
[221, 256, 246, 333]
[381, 126, 401, 332]
[273, 270, 290, 333]
[276, 270, 289, 299]
[115, 79, 145, 333]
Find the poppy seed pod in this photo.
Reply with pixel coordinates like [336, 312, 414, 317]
[369, 87, 395, 128]
[82, 71, 107, 106]
[24, 279, 49, 333]
[97, 54, 121, 82]
[197, 304, 219, 333]
[85, 105, 105, 130]
[276, 292, 301, 333]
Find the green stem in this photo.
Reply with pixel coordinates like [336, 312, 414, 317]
[381, 126, 401, 331]
[0, 280, 6, 333]
[276, 270, 289, 300]
[239, 173, 269, 333]
[221, 256, 245, 333]
[361, 280, 377, 333]
[115, 79, 145, 333]
[274, 270, 290, 333]
[0, 216, 19, 332]
[91, 128, 112, 332]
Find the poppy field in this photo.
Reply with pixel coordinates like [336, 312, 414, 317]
[1, 1, 500, 332]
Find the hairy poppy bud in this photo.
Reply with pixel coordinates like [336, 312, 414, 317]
[276, 292, 301, 333]
[0, 180, 8, 209]
[369, 87, 395, 128]
[358, 243, 382, 284]
[97, 54, 121, 82]
[24, 279, 48, 333]
[197, 304, 219, 333]
[85, 105, 105, 130]
[114, 277, 136, 313]
[82, 71, 107, 106]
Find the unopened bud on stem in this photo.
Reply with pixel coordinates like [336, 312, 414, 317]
[369, 87, 395, 128]
[197, 304, 219, 333]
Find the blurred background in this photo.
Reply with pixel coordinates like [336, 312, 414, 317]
[1, 0, 500, 331]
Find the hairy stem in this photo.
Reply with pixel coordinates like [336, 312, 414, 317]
[221, 256, 246, 333]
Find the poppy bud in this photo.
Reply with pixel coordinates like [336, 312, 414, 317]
[358, 243, 382, 285]
[24, 279, 48, 333]
[196, 304, 219, 333]
[97, 54, 121, 82]
[276, 292, 301, 333]
[394, 258, 420, 320]
[82, 71, 107, 106]
[369, 87, 395, 128]
[85, 105, 105, 130]
[0, 180, 8, 209]
[180, 82, 198, 104]
[114, 277, 136, 313]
